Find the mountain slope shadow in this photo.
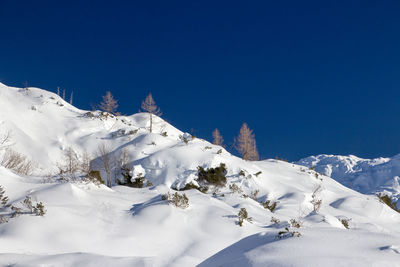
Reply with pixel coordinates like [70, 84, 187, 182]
[197, 232, 275, 267]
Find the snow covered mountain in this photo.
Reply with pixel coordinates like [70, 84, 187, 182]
[297, 154, 400, 206]
[0, 83, 400, 267]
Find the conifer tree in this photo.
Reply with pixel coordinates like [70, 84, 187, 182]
[235, 123, 259, 161]
[141, 93, 162, 133]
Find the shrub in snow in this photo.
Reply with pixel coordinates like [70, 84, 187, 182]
[238, 208, 252, 227]
[119, 165, 149, 188]
[310, 185, 323, 213]
[239, 170, 245, 176]
[270, 217, 280, 224]
[340, 218, 350, 229]
[162, 192, 189, 209]
[180, 134, 190, 144]
[263, 200, 277, 212]
[229, 184, 243, 194]
[216, 149, 222, 155]
[83, 111, 95, 118]
[1, 190, 47, 224]
[290, 218, 302, 228]
[84, 170, 104, 186]
[254, 171, 262, 177]
[0, 186, 9, 209]
[177, 182, 208, 193]
[1, 149, 34, 175]
[250, 189, 259, 201]
[277, 227, 301, 239]
[22, 196, 46, 216]
[131, 177, 145, 188]
[377, 193, 399, 212]
[197, 163, 227, 187]
[161, 131, 168, 137]
[128, 129, 138, 135]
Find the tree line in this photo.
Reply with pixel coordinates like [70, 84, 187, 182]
[63, 88, 259, 161]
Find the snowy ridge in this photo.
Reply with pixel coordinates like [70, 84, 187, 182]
[297, 154, 400, 205]
[0, 83, 399, 266]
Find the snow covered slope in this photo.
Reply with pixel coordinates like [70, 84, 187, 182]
[0, 83, 400, 267]
[297, 154, 400, 206]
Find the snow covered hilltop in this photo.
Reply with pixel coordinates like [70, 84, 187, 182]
[0, 83, 399, 267]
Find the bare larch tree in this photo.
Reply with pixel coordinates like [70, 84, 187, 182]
[100, 91, 118, 114]
[69, 91, 73, 105]
[235, 123, 259, 161]
[141, 93, 162, 133]
[96, 143, 112, 187]
[212, 128, 224, 146]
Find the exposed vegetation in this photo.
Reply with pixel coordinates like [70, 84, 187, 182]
[237, 207, 252, 227]
[229, 184, 243, 194]
[377, 193, 399, 212]
[197, 163, 227, 187]
[311, 185, 323, 212]
[162, 192, 189, 209]
[340, 218, 350, 229]
[263, 200, 277, 212]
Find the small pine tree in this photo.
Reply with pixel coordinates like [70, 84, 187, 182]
[100, 91, 119, 115]
[141, 93, 162, 133]
[212, 128, 224, 146]
[235, 123, 259, 161]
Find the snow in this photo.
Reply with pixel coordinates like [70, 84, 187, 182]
[0, 83, 400, 266]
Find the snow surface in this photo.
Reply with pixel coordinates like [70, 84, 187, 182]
[0, 83, 400, 266]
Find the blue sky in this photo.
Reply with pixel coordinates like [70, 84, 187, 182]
[1, 0, 400, 161]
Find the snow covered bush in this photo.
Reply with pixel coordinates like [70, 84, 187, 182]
[162, 192, 189, 209]
[263, 200, 277, 212]
[197, 163, 227, 187]
[238, 208, 252, 226]
[119, 165, 150, 188]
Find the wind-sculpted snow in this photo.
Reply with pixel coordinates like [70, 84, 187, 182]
[0, 83, 399, 266]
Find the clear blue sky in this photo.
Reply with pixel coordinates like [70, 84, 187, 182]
[1, 0, 400, 161]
